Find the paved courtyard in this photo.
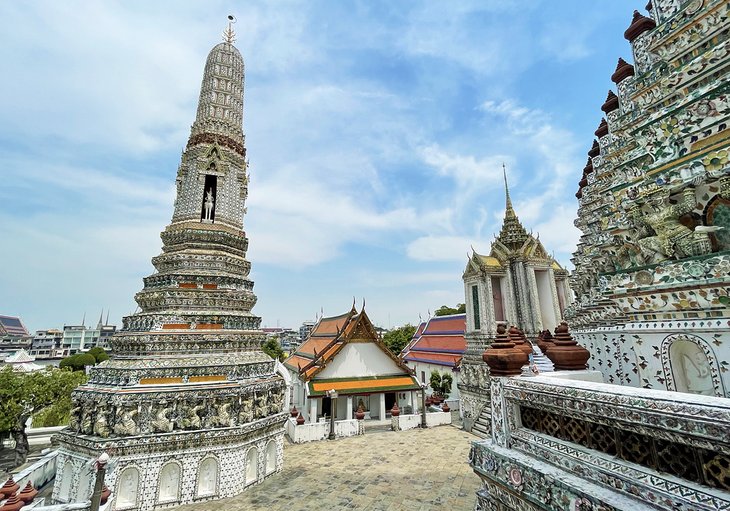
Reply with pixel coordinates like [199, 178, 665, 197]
[174, 425, 480, 511]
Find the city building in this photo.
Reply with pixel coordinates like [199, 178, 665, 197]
[285, 304, 421, 421]
[401, 313, 465, 404]
[298, 321, 315, 343]
[53, 21, 286, 510]
[468, 3, 730, 510]
[459, 172, 570, 435]
[0, 315, 32, 357]
[60, 314, 117, 355]
[29, 329, 65, 359]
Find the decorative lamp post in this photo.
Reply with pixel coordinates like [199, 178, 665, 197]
[327, 389, 338, 440]
[90, 452, 110, 511]
[420, 383, 427, 429]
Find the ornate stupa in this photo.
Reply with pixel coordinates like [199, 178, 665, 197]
[459, 167, 570, 436]
[568, 2, 730, 396]
[52, 19, 286, 510]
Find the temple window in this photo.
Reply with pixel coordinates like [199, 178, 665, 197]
[491, 277, 505, 322]
[472, 285, 481, 330]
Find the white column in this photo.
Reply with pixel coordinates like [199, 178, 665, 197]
[378, 393, 386, 420]
[309, 398, 318, 422]
[346, 396, 353, 420]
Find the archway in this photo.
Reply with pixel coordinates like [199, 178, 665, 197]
[116, 467, 139, 508]
[265, 440, 277, 475]
[245, 447, 258, 485]
[197, 457, 218, 497]
[158, 462, 181, 504]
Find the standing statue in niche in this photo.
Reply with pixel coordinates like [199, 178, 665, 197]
[204, 188, 215, 221]
[682, 351, 715, 396]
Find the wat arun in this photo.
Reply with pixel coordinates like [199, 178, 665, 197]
[51, 21, 287, 510]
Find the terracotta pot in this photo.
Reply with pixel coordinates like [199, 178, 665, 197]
[441, 402, 450, 413]
[18, 481, 37, 503]
[0, 478, 19, 500]
[536, 329, 554, 355]
[391, 403, 400, 417]
[0, 495, 24, 511]
[545, 322, 590, 370]
[483, 324, 529, 377]
[296, 413, 305, 425]
[290, 405, 299, 417]
[508, 326, 533, 357]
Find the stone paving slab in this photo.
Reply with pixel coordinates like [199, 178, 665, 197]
[173, 425, 479, 511]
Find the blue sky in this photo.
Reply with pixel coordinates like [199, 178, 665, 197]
[0, 1, 640, 332]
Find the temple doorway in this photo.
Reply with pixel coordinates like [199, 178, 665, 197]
[385, 392, 396, 413]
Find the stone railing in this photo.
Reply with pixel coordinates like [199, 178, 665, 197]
[284, 417, 363, 443]
[391, 411, 452, 432]
[12, 449, 59, 492]
[471, 375, 730, 510]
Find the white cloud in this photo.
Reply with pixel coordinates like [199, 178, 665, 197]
[406, 235, 478, 263]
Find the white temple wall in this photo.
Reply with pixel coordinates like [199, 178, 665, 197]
[575, 322, 730, 398]
[406, 360, 461, 402]
[54, 427, 285, 511]
[315, 343, 403, 378]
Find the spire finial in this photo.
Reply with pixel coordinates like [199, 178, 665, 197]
[503, 163, 515, 216]
[223, 15, 236, 44]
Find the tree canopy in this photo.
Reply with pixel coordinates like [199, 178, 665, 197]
[59, 347, 109, 372]
[382, 324, 417, 356]
[434, 304, 466, 316]
[429, 370, 453, 398]
[262, 338, 285, 361]
[0, 366, 87, 467]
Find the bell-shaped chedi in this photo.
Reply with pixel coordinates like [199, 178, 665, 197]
[17, 482, 37, 503]
[588, 140, 600, 158]
[594, 118, 609, 138]
[483, 324, 529, 377]
[296, 412, 306, 425]
[0, 495, 24, 511]
[391, 402, 400, 417]
[508, 325, 533, 357]
[0, 478, 19, 500]
[611, 58, 635, 84]
[624, 10, 656, 42]
[545, 322, 590, 370]
[601, 90, 620, 114]
[536, 329, 554, 355]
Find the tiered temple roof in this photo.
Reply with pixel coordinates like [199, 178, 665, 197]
[401, 314, 466, 369]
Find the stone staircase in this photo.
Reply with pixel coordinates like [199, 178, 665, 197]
[531, 345, 554, 373]
[472, 405, 491, 438]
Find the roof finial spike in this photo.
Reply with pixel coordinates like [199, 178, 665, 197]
[105, 309, 110, 325]
[503, 163, 514, 214]
[223, 15, 237, 44]
[362, 297, 366, 311]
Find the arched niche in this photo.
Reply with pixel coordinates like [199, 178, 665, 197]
[661, 334, 724, 397]
[158, 461, 182, 504]
[116, 466, 139, 508]
[58, 461, 74, 502]
[76, 465, 93, 501]
[265, 440, 277, 475]
[196, 457, 218, 497]
[245, 447, 258, 485]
